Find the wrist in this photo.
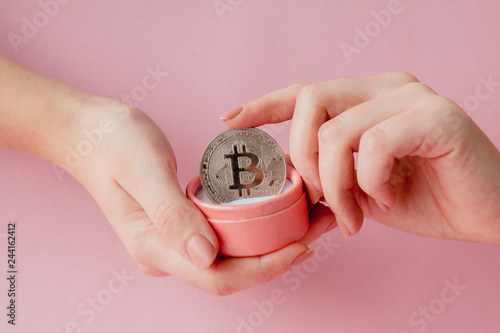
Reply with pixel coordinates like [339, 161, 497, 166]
[47, 94, 131, 175]
[34, 85, 92, 165]
[0, 56, 90, 163]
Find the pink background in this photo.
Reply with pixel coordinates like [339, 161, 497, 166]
[1, 1, 500, 332]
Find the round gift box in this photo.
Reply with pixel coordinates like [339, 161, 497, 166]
[186, 166, 309, 257]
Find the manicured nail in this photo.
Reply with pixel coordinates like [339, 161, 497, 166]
[186, 234, 217, 268]
[335, 216, 352, 238]
[291, 250, 314, 267]
[219, 106, 243, 120]
[323, 220, 337, 233]
[375, 199, 390, 213]
[303, 178, 322, 204]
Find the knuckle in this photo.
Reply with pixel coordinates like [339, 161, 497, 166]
[318, 119, 345, 144]
[388, 71, 420, 84]
[296, 83, 321, 102]
[360, 126, 387, 155]
[153, 203, 192, 238]
[435, 95, 458, 109]
[426, 95, 460, 114]
[402, 81, 435, 96]
[291, 82, 310, 91]
[418, 95, 467, 127]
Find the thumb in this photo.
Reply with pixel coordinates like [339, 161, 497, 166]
[116, 150, 219, 269]
[220, 83, 306, 128]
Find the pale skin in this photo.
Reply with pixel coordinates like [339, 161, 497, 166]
[0, 56, 335, 296]
[3, 57, 499, 296]
[221, 71, 500, 245]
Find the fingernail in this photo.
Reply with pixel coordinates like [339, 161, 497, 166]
[291, 250, 315, 267]
[323, 220, 337, 233]
[303, 178, 322, 204]
[187, 234, 217, 268]
[219, 106, 243, 120]
[336, 216, 352, 238]
[290, 250, 314, 267]
[375, 199, 390, 213]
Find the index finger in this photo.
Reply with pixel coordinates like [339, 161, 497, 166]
[220, 83, 306, 128]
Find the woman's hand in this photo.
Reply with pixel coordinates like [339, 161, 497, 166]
[62, 98, 317, 295]
[221, 72, 500, 244]
[0, 56, 316, 295]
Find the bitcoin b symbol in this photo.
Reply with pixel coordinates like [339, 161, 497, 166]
[224, 144, 264, 197]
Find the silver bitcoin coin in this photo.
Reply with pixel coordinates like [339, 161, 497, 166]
[200, 128, 287, 204]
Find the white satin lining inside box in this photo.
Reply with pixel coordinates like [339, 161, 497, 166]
[195, 179, 294, 205]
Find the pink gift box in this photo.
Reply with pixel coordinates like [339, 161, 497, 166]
[186, 165, 309, 257]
